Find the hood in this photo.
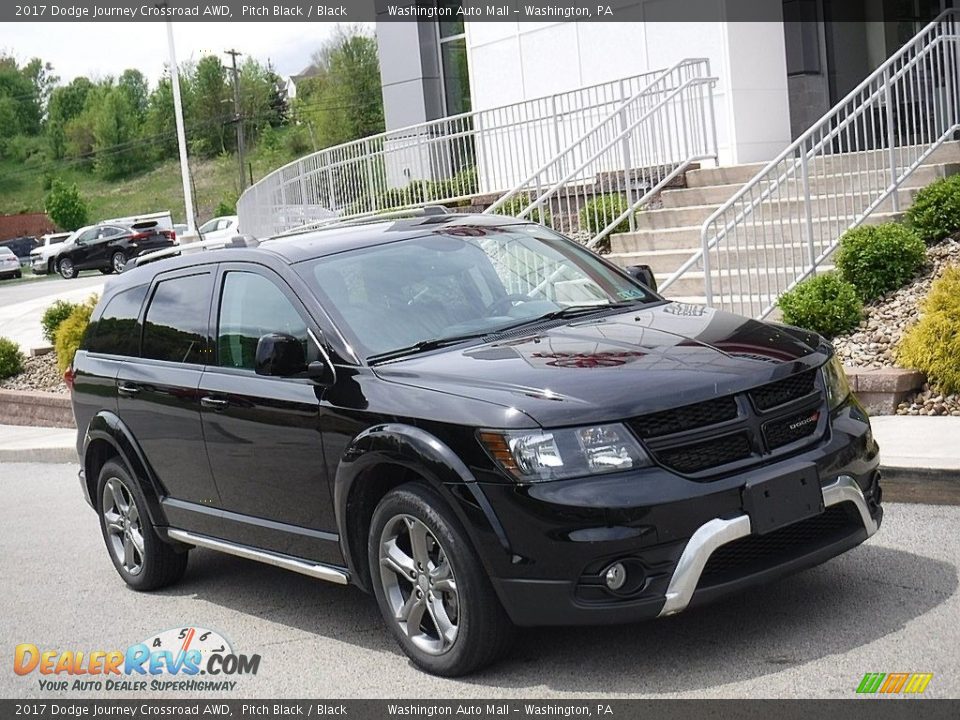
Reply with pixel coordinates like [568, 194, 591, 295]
[373, 302, 828, 427]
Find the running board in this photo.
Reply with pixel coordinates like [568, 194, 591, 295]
[167, 528, 350, 585]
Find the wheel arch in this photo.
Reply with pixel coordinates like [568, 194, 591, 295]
[334, 423, 512, 593]
[83, 411, 167, 527]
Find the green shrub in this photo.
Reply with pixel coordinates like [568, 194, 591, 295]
[0, 337, 24, 380]
[45, 178, 89, 231]
[41, 300, 79, 345]
[490, 194, 552, 225]
[579, 194, 634, 235]
[777, 272, 863, 338]
[283, 125, 312, 158]
[53, 296, 97, 374]
[215, 194, 238, 217]
[897, 265, 960, 394]
[835, 223, 926, 301]
[376, 181, 428, 210]
[905, 173, 960, 244]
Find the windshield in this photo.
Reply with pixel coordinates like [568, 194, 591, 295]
[297, 224, 657, 360]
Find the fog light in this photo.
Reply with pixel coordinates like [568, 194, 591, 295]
[604, 562, 627, 591]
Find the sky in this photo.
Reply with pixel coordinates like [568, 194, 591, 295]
[0, 22, 350, 87]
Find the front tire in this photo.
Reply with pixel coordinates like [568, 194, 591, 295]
[96, 459, 188, 591]
[57, 258, 77, 279]
[368, 483, 514, 676]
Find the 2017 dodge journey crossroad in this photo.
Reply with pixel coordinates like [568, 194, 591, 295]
[69, 212, 882, 676]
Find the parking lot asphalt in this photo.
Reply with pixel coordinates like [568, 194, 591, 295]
[2, 461, 958, 699]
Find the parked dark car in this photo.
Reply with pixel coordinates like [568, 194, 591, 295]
[56, 223, 176, 279]
[0, 235, 39, 263]
[69, 213, 882, 676]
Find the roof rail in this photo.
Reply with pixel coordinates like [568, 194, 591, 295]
[271, 205, 452, 239]
[128, 235, 260, 270]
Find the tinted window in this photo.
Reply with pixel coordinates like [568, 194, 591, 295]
[85, 284, 148, 356]
[142, 273, 212, 365]
[217, 272, 315, 370]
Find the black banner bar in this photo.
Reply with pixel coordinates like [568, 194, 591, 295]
[1, 700, 960, 720]
[3, 0, 953, 23]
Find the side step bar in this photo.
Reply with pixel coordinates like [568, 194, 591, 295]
[167, 528, 350, 586]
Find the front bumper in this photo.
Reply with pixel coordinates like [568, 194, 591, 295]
[466, 401, 882, 626]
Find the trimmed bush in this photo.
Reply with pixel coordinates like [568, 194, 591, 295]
[0, 337, 24, 380]
[897, 265, 960, 394]
[579, 194, 634, 235]
[905, 173, 960, 244]
[777, 272, 863, 338]
[835, 223, 926, 301]
[41, 300, 79, 345]
[53, 295, 97, 374]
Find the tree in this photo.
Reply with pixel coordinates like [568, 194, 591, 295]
[295, 26, 384, 149]
[0, 54, 47, 153]
[118, 68, 149, 122]
[188, 56, 231, 157]
[47, 76, 94, 159]
[93, 86, 144, 179]
[45, 178, 89, 230]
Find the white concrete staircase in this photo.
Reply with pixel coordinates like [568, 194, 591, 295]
[606, 142, 960, 303]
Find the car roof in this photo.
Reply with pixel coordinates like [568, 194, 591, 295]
[259, 213, 530, 264]
[104, 213, 532, 296]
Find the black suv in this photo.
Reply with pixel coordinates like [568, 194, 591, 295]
[70, 214, 882, 676]
[57, 223, 176, 279]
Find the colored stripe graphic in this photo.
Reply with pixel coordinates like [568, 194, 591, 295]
[856, 672, 933, 694]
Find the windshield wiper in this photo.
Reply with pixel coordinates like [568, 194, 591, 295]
[367, 332, 491, 364]
[496, 301, 643, 332]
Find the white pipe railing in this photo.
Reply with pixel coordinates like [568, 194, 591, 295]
[666, 10, 960, 318]
[237, 66, 686, 238]
[483, 59, 717, 249]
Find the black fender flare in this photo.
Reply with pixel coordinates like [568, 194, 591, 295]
[82, 411, 167, 527]
[334, 423, 512, 588]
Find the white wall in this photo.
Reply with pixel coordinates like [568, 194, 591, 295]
[464, 19, 792, 166]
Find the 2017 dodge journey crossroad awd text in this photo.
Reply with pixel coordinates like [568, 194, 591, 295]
[69, 212, 882, 676]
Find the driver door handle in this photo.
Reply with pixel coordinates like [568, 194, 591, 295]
[201, 396, 229, 410]
[117, 382, 140, 397]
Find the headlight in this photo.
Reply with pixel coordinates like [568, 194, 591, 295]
[478, 423, 651, 482]
[822, 355, 851, 410]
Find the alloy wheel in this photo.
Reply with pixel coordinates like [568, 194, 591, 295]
[101, 477, 145, 576]
[59, 259, 74, 279]
[112, 252, 126, 273]
[379, 514, 460, 655]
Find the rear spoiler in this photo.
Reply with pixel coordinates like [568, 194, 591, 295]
[128, 235, 260, 270]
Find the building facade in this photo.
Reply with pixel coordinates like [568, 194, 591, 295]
[376, 0, 954, 167]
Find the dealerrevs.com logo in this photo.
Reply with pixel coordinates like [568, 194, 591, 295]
[14, 626, 260, 693]
[856, 672, 934, 695]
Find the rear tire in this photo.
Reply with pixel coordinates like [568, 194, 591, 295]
[14, 270, 21, 279]
[96, 459, 188, 591]
[111, 251, 127, 274]
[57, 258, 77, 279]
[368, 483, 514, 676]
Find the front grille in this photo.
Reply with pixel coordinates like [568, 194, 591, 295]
[700, 504, 860, 586]
[764, 409, 822, 449]
[629, 395, 738, 439]
[749, 369, 817, 411]
[653, 433, 752, 474]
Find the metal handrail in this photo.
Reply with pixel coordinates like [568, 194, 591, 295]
[668, 9, 960, 317]
[237, 66, 688, 238]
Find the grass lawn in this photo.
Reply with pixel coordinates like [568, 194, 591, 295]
[0, 135, 299, 226]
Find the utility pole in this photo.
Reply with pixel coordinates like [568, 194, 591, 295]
[225, 48, 246, 193]
[166, 22, 196, 235]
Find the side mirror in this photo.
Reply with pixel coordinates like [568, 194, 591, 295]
[625, 264, 658, 292]
[255, 333, 306, 377]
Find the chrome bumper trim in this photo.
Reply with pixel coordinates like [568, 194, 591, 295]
[657, 474, 877, 617]
[167, 528, 350, 585]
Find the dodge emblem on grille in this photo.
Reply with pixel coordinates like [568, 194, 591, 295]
[789, 412, 820, 431]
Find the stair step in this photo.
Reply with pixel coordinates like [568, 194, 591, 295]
[638, 190, 917, 231]
[684, 141, 960, 188]
[608, 242, 839, 273]
[660, 163, 959, 208]
[610, 211, 900, 253]
[654, 265, 837, 297]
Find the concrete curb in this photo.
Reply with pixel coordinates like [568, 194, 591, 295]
[0, 389, 74, 428]
[0, 447, 77, 464]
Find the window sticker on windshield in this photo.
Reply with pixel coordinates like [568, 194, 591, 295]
[617, 288, 647, 299]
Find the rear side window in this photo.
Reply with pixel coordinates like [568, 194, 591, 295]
[84, 284, 148, 356]
[142, 273, 212, 365]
